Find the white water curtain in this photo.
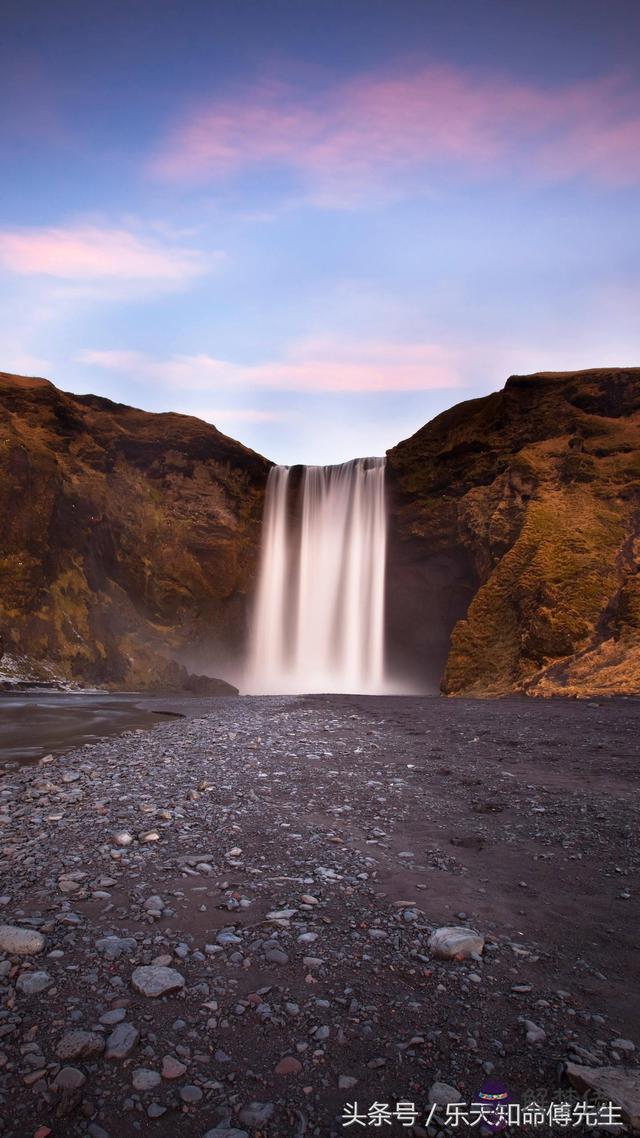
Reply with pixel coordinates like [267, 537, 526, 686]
[246, 458, 388, 694]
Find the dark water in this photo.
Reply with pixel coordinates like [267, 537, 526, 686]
[0, 691, 229, 767]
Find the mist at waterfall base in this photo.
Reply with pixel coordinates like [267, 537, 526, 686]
[246, 458, 410, 695]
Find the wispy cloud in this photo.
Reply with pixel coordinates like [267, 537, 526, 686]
[0, 222, 209, 284]
[149, 66, 640, 201]
[79, 338, 465, 394]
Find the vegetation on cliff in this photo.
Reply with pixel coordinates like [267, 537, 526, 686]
[0, 372, 270, 689]
[388, 368, 640, 697]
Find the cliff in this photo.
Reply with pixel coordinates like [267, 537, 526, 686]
[3, 366, 640, 698]
[387, 368, 640, 697]
[0, 372, 270, 690]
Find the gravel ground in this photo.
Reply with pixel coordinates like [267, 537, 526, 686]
[0, 694, 638, 1138]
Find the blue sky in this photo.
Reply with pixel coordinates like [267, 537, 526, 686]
[1, 0, 639, 463]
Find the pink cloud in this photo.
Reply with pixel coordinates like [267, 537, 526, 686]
[149, 66, 640, 195]
[0, 224, 207, 282]
[79, 339, 464, 394]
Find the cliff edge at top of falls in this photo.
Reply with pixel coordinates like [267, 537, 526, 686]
[387, 367, 640, 698]
[0, 371, 271, 690]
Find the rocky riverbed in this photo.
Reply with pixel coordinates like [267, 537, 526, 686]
[0, 694, 638, 1137]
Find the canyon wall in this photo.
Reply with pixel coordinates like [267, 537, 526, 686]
[387, 367, 640, 697]
[0, 372, 270, 689]
[2, 366, 639, 697]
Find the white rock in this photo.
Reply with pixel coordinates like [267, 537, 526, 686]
[524, 1020, 546, 1044]
[428, 926, 484, 960]
[131, 965, 185, 998]
[132, 1067, 161, 1090]
[16, 970, 52, 995]
[0, 925, 46, 955]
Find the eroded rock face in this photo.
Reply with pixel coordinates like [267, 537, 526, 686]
[0, 372, 271, 690]
[387, 368, 640, 697]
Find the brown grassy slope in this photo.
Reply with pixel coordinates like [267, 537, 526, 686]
[0, 372, 270, 687]
[388, 369, 640, 696]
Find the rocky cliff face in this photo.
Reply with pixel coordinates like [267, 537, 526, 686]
[0, 372, 270, 690]
[387, 368, 640, 697]
[3, 366, 639, 698]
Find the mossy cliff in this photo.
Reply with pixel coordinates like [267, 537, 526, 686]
[3, 367, 639, 697]
[0, 372, 270, 689]
[387, 368, 640, 697]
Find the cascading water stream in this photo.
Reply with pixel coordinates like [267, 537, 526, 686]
[246, 457, 388, 694]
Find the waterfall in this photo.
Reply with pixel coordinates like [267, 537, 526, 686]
[246, 457, 388, 694]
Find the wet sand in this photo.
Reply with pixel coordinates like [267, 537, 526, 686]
[0, 692, 222, 767]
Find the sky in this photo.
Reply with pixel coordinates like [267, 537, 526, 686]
[1, 0, 639, 464]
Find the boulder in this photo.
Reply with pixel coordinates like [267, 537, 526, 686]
[15, 970, 52, 994]
[56, 1030, 105, 1061]
[428, 926, 484, 960]
[566, 1062, 640, 1132]
[131, 965, 185, 998]
[0, 925, 46, 955]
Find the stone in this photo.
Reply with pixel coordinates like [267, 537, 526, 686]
[131, 965, 185, 997]
[524, 1020, 546, 1044]
[52, 1066, 86, 1091]
[16, 970, 52, 995]
[339, 1075, 358, 1090]
[105, 1022, 139, 1060]
[95, 935, 136, 960]
[429, 1081, 462, 1107]
[180, 1084, 203, 1103]
[566, 1062, 640, 1132]
[274, 1056, 302, 1075]
[202, 1130, 249, 1138]
[264, 948, 289, 965]
[238, 1103, 274, 1128]
[0, 925, 46, 955]
[148, 1104, 167, 1118]
[56, 1030, 105, 1060]
[162, 1055, 187, 1079]
[99, 1008, 126, 1025]
[132, 1067, 161, 1091]
[217, 931, 242, 946]
[88, 1125, 110, 1138]
[611, 1038, 636, 1053]
[428, 926, 484, 960]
